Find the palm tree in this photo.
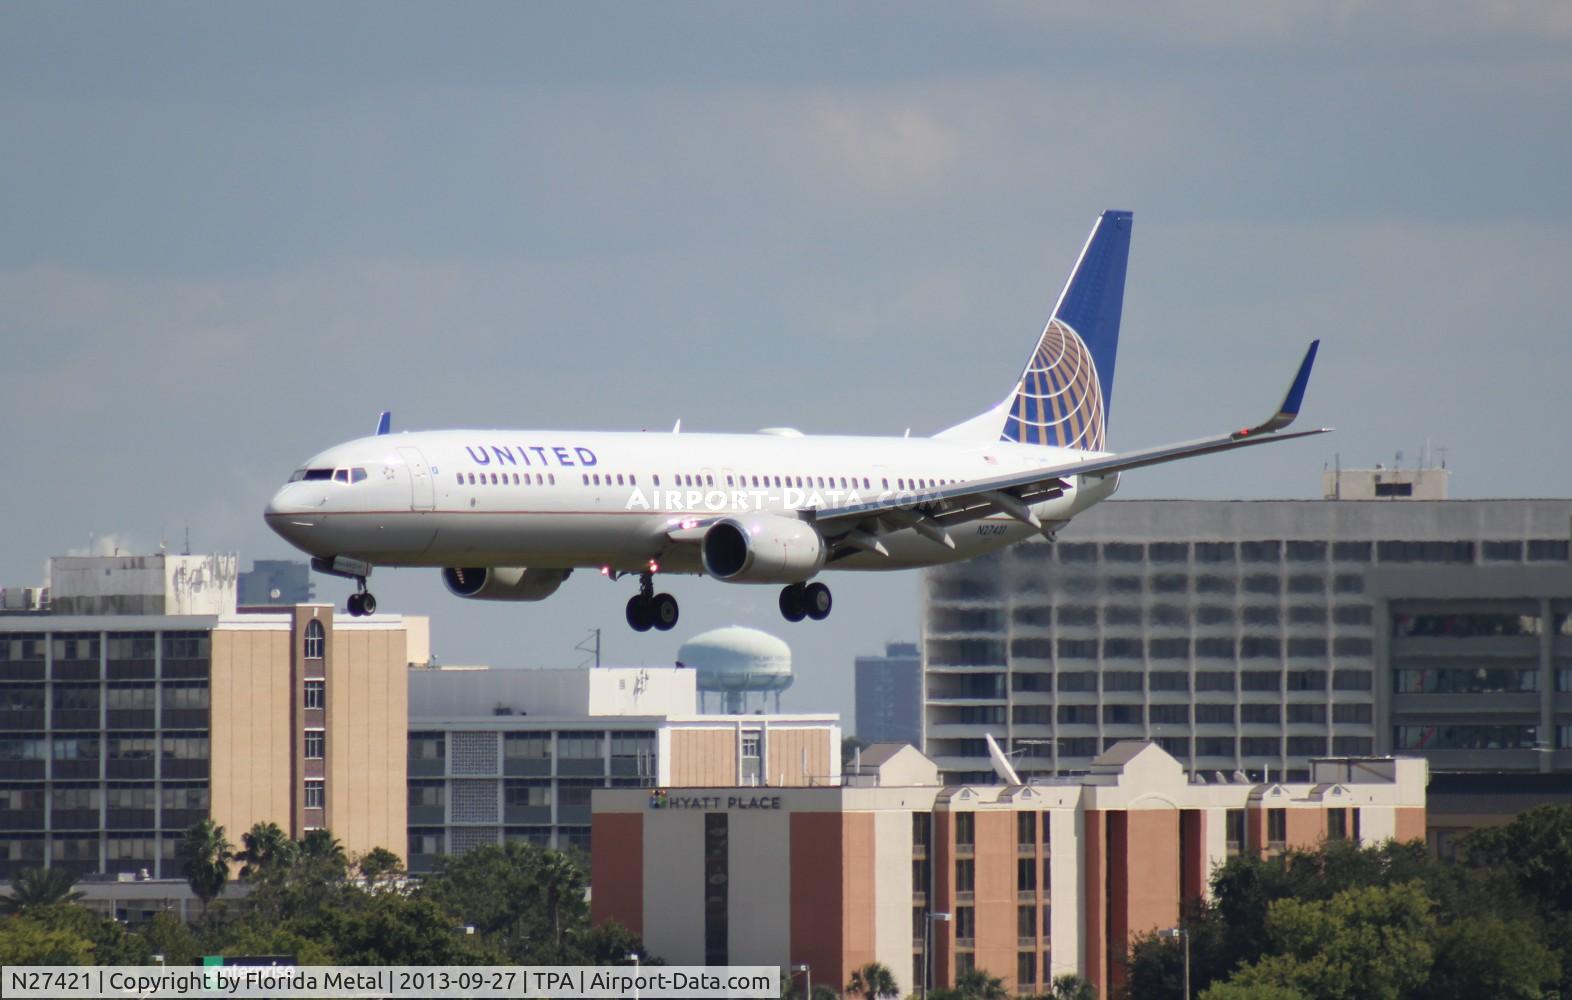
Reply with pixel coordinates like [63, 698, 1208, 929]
[299, 828, 346, 864]
[0, 866, 85, 914]
[355, 846, 405, 886]
[537, 850, 587, 962]
[235, 821, 296, 879]
[953, 968, 1008, 1000]
[179, 820, 233, 905]
[1047, 974, 1096, 1000]
[846, 962, 900, 1000]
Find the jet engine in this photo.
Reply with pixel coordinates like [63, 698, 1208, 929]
[701, 516, 826, 583]
[441, 567, 572, 601]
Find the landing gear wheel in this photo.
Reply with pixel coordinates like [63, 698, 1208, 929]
[347, 593, 363, 617]
[626, 594, 653, 632]
[651, 593, 679, 631]
[358, 591, 376, 616]
[779, 584, 807, 623]
[803, 582, 832, 621]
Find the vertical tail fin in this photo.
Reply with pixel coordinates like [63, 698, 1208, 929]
[939, 210, 1132, 449]
[1002, 209, 1131, 449]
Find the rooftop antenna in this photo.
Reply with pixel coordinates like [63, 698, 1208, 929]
[183, 522, 190, 556]
[574, 628, 601, 669]
[985, 733, 1022, 785]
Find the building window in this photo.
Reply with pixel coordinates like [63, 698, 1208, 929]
[304, 620, 325, 659]
[741, 733, 761, 759]
[1225, 809, 1245, 854]
[1327, 808, 1347, 840]
[1041, 813, 1052, 850]
[1267, 809, 1287, 847]
[304, 730, 325, 759]
[304, 680, 325, 710]
[955, 859, 975, 897]
[304, 779, 324, 809]
[955, 812, 974, 848]
[1016, 811, 1035, 847]
[1017, 950, 1037, 986]
[1017, 857, 1037, 893]
[955, 906, 975, 943]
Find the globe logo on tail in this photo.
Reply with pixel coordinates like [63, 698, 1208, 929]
[1001, 318, 1106, 450]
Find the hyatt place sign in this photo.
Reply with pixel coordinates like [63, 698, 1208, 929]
[648, 790, 782, 810]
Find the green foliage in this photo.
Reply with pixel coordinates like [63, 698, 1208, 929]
[138, 911, 201, 967]
[1, 866, 86, 914]
[1045, 973, 1097, 1000]
[180, 819, 233, 904]
[847, 961, 900, 1000]
[938, 968, 1008, 1000]
[1139, 810, 1572, 1000]
[418, 840, 590, 963]
[1422, 915, 1561, 1000]
[235, 821, 297, 880]
[0, 914, 96, 965]
[354, 846, 406, 886]
[27, 902, 147, 965]
[1460, 804, 1572, 920]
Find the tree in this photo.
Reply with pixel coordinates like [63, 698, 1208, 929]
[1460, 804, 1572, 920]
[180, 819, 233, 905]
[135, 911, 201, 968]
[418, 841, 590, 963]
[0, 915, 95, 965]
[235, 821, 296, 880]
[355, 846, 406, 887]
[300, 828, 346, 865]
[1045, 974, 1096, 1000]
[951, 968, 1008, 1000]
[1422, 914, 1560, 1000]
[847, 961, 900, 1000]
[1205, 882, 1436, 1000]
[1, 867, 85, 914]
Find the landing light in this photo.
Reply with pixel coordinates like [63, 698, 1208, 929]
[649, 560, 660, 573]
[600, 566, 611, 577]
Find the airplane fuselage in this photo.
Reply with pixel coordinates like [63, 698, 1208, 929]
[264, 428, 1119, 575]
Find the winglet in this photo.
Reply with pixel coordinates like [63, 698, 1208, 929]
[375, 411, 391, 436]
[1235, 340, 1320, 438]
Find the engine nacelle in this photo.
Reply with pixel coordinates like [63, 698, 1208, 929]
[441, 567, 572, 602]
[701, 516, 826, 583]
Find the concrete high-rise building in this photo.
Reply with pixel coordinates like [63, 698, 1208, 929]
[406, 665, 838, 869]
[856, 641, 923, 748]
[0, 554, 417, 891]
[922, 499, 1572, 785]
[237, 559, 315, 607]
[592, 742, 1426, 997]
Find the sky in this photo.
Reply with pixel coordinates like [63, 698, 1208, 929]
[2, 2, 1569, 724]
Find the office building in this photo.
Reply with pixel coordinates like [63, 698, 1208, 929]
[0, 554, 416, 885]
[592, 741, 1426, 997]
[406, 665, 838, 870]
[922, 499, 1572, 784]
[856, 642, 923, 748]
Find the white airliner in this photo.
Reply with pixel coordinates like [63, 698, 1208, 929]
[265, 210, 1327, 631]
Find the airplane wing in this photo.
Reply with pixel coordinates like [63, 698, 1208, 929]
[807, 341, 1328, 553]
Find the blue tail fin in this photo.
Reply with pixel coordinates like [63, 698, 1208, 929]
[1000, 209, 1132, 450]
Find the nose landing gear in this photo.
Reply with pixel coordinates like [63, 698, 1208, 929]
[625, 573, 679, 632]
[779, 581, 831, 623]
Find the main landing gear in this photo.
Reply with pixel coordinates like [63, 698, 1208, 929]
[779, 582, 832, 623]
[346, 579, 377, 617]
[626, 574, 679, 632]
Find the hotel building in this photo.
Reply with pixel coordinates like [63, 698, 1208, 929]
[592, 742, 1426, 997]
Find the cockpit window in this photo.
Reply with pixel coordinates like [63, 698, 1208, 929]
[301, 469, 334, 482]
[351, 468, 367, 483]
[333, 469, 350, 484]
[289, 469, 307, 482]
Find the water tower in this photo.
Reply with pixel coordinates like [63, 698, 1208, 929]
[679, 626, 794, 714]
